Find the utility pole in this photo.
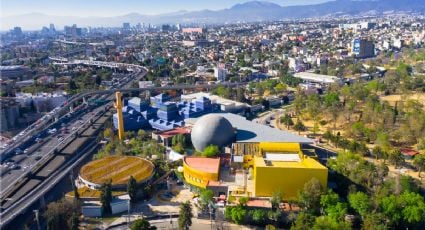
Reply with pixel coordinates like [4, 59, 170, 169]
[33, 209, 40, 230]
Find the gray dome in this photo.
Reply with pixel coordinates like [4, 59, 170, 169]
[191, 114, 235, 152]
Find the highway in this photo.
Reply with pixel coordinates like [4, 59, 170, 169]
[0, 70, 138, 228]
[0, 66, 247, 228]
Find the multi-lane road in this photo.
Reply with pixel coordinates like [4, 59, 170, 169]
[0, 63, 248, 228]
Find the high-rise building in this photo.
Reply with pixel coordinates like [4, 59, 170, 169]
[214, 63, 227, 82]
[11, 27, 23, 37]
[351, 38, 375, 58]
[49, 23, 56, 35]
[122, 22, 130, 30]
[64, 24, 82, 37]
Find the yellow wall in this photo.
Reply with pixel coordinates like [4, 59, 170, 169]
[253, 156, 328, 198]
[259, 142, 301, 153]
[183, 160, 219, 188]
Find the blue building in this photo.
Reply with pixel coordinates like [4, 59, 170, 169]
[113, 94, 215, 131]
[150, 93, 171, 109]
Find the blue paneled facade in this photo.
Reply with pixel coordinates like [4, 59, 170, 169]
[113, 94, 215, 131]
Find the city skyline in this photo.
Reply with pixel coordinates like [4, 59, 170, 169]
[1, 0, 330, 17]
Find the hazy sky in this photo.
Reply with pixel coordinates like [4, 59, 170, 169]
[1, 0, 330, 17]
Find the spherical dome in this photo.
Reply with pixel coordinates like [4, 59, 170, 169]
[191, 114, 235, 152]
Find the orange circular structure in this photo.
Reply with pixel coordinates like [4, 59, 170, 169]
[79, 156, 154, 189]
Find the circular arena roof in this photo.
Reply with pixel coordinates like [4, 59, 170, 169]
[79, 156, 154, 188]
[191, 114, 235, 152]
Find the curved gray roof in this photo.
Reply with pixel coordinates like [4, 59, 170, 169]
[191, 114, 235, 152]
[187, 113, 313, 144]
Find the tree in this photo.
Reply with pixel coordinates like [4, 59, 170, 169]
[173, 143, 185, 155]
[131, 218, 156, 230]
[202, 145, 219, 157]
[238, 196, 249, 207]
[399, 192, 425, 226]
[362, 212, 387, 230]
[324, 92, 341, 132]
[44, 198, 78, 230]
[270, 190, 283, 210]
[413, 154, 425, 177]
[280, 114, 294, 129]
[178, 201, 193, 230]
[103, 128, 114, 139]
[127, 176, 138, 202]
[298, 178, 323, 214]
[293, 120, 306, 134]
[230, 206, 247, 224]
[100, 181, 112, 216]
[249, 209, 268, 225]
[291, 212, 315, 230]
[375, 131, 391, 152]
[348, 191, 371, 219]
[70, 212, 79, 230]
[388, 149, 405, 168]
[199, 189, 214, 210]
[320, 190, 347, 221]
[313, 216, 351, 230]
[306, 94, 322, 135]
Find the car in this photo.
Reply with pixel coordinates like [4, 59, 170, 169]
[23, 148, 30, 154]
[72, 127, 77, 131]
[35, 156, 42, 161]
[48, 128, 57, 134]
[15, 148, 23, 155]
[58, 137, 64, 142]
[35, 138, 42, 143]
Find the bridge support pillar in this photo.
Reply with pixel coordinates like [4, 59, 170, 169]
[39, 195, 46, 209]
[69, 105, 74, 113]
[54, 115, 59, 122]
[82, 97, 87, 105]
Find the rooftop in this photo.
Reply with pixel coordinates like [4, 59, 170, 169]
[294, 71, 340, 84]
[184, 157, 220, 174]
[187, 113, 313, 144]
[255, 156, 326, 169]
[157, 127, 191, 138]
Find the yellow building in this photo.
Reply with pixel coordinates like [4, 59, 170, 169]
[183, 157, 220, 188]
[243, 142, 328, 198]
[183, 113, 328, 198]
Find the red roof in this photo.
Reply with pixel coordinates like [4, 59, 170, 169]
[246, 199, 272, 208]
[400, 148, 419, 157]
[184, 157, 220, 174]
[159, 127, 190, 138]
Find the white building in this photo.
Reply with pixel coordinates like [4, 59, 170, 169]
[214, 63, 227, 82]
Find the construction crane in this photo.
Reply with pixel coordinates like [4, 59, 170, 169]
[114, 92, 125, 140]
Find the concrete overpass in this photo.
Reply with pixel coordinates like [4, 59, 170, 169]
[51, 58, 143, 71]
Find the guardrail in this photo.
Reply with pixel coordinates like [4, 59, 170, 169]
[0, 107, 111, 226]
[0, 104, 109, 201]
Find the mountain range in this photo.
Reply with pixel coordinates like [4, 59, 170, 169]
[2, 0, 425, 30]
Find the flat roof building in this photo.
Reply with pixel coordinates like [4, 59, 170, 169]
[294, 72, 341, 85]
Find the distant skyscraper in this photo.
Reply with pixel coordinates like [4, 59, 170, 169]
[64, 24, 82, 37]
[123, 22, 130, 30]
[49, 24, 55, 32]
[214, 63, 227, 82]
[49, 23, 56, 35]
[11, 27, 23, 37]
[352, 38, 375, 58]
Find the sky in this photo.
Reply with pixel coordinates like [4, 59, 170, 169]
[1, 0, 330, 17]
